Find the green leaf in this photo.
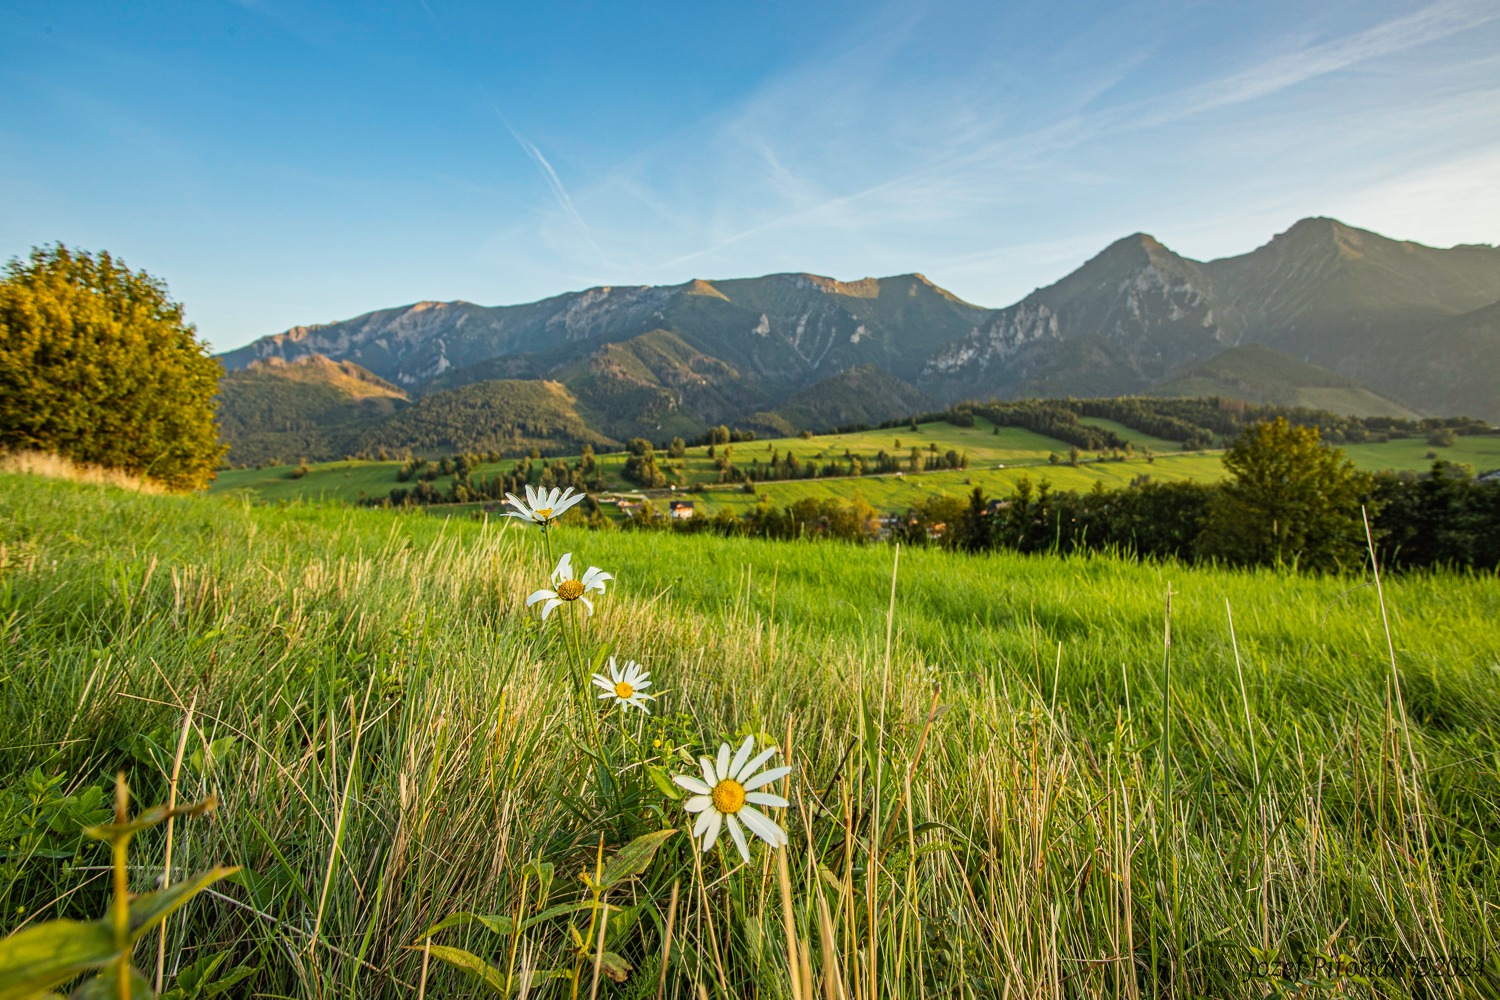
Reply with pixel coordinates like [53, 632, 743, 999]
[596, 951, 632, 983]
[416, 911, 515, 941]
[69, 965, 153, 1000]
[603, 905, 639, 946]
[157, 950, 256, 1000]
[127, 866, 240, 942]
[0, 921, 119, 1000]
[647, 766, 683, 801]
[85, 796, 219, 842]
[518, 900, 605, 932]
[598, 829, 676, 889]
[517, 859, 554, 904]
[158, 951, 227, 999]
[513, 968, 572, 994]
[412, 944, 509, 995]
[202, 965, 256, 998]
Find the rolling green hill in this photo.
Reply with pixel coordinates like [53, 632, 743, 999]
[556, 329, 758, 440]
[215, 354, 409, 465]
[1150, 345, 1418, 417]
[211, 402, 1500, 514]
[351, 379, 618, 456]
[768, 365, 931, 431]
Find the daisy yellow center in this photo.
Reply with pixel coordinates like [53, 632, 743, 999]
[613, 681, 634, 699]
[711, 778, 746, 814]
[556, 579, 585, 600]
[534, 507, 553, 520]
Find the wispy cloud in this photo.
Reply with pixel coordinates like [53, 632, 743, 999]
[490, 105, 608, 267]
[485, 0, 1500, 307]
[1134, 0, 1500, 125]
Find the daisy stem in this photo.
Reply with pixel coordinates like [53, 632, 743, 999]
[561, 602, 610, 802]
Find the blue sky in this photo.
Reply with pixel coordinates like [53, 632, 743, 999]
[3, 0, 1498, 352]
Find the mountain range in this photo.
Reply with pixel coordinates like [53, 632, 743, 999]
[216, 217, 1500, 463]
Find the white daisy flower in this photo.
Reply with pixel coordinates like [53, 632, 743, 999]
[672, 735, 791, 863]
[525, 552, 612, 620]
[503, 484, 587, 527]
[591, 657, 654, 713]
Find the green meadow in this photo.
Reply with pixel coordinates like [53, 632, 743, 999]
[3, 468, 1498, 997]
[208, 417, 1500, 514]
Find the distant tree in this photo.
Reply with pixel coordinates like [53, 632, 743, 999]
[578, 443, 600, 484]
[958, 486, 990, 552]
[1426, 428, 1457, 448]
[668, 436, 686, 459]
[1198, 418, 1368, 571]
[0, 244, 224, 489]
[622, 437, 666, 488]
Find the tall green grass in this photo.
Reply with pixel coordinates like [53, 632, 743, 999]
[2, 470, 1498, 997]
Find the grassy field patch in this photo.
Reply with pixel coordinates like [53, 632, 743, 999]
[3, 470, 1498, 996]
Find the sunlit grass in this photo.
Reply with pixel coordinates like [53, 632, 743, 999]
[3, 471, 1498, 997]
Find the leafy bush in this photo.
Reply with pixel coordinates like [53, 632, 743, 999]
[0, 245, 224, 490]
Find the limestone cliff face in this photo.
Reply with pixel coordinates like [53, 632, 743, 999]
[218, 218, 1500, 436]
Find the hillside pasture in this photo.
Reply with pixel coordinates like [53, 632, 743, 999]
[1342, 431, 1500, 474]
[208, 421, 1500, 515]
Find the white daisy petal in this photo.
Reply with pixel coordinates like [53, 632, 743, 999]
[730, 736, 755, 780]
[716, 743, 731, 780]
[598, 691, 613, 699]
[683, 795, 711, 813]
[545, 487, 562, 509]
[736, 747, 778, 780]
[738, 805, 786, 847]
[591, 674, 613, 691]
[633, 679, 652, 690]
[726, 814, 751, 864]
[579, 596, 593, 615]
[700, 756, 717, 788]
[674, 775, 711, 795]
[540, 598, 563, 620]
[701, 811, 723, 853]
[742, 766, 791, 791]
[526, 588, 556, 607]
[693, 807, 715, 841]
[746, 792, 789, 808]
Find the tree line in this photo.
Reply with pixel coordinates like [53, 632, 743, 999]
[616, 420, 1500, 574]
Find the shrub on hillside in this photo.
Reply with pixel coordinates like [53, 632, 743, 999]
[0, 244, 224, 490]
[1197, 418, 1368, 571]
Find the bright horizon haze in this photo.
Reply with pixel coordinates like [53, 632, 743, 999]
[3, 0, 1498, 352]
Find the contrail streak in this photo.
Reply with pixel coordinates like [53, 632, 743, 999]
[490, 103, 607, 265]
